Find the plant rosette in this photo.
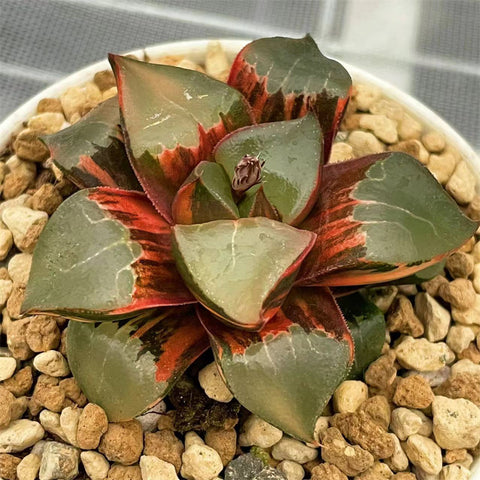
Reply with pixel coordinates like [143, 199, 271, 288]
[1, 36, 480, 478]
[11, 35, 478, 444]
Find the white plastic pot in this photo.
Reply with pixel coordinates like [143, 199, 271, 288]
[0, 38, 479, 473]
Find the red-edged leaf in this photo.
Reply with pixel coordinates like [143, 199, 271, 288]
[109, 55, 254, 224]
[22, 188, 195, 320]
[299, 152, 477, 286]
[172, 218, 316, 331]
[198, 287, 354, 443]
[42, 97, 141, 190]
[214, 114, 323, 226]
[172, 161, 239, 224]
[67, 308, 209, 421]
[238, 185, 281, 221]
[228, 35, 351, 160]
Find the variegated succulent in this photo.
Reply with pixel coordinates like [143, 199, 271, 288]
[22, 36, 476, 443]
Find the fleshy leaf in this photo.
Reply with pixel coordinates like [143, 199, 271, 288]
[42, 97, 141, 190]
[386, 259, 447, 285]
[172, 161, 239, 224]
[228, 35, 351, 160]
[110, 54, 253, 223]
[215, 114, 323, 226]
[22, 188, 194, 320]
[172, 218, 316, 331]
[299, 152, 477, 286]
[67, 308, 209, 421]
[337, 293, 385, 379]
[238, 185, 281, 221]
[198, 287, 354, 443]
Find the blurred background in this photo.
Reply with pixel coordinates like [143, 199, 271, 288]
[0, 0, 479, 149]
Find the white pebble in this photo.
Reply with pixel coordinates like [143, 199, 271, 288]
[140, 455, 178, 480]
[277, 460, 304, 480]
[39, 410, 68, 443]
[181, 444, 223, 480]
[271, 437, 318, 464]
[404, 434, 442, 475]
[394, 336, 454, 371]
[0, 229, 13, 261]
[415, 292, 450, 341]
[0, 419, 45, 453]
[60, 407, 82, 446]
[184, 431, 205, 449]
[8, 253, 33, 285]
[440, 464, 471, 480]
[0, 279, 13, 309]
[446, 161, 476, 205]
[390, 408, 432, 441]
[384, 433, 408, 472]
[446, 325, 475, 354]
[39, 441, 80, 480]
[333, 380, 368, 413]
[80, 451, 110, 480]
[33, 350, 70, 377]
[16, 453, 41, 480]
[239, 414, 283, 448]
[0, 357, 17, 381]
[198, 362, 233, 403]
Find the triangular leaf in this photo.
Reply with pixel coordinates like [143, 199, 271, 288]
[198, 287, 354, 443]
[299, 152, 477, 286]
[43, 97, 141, 190]
[67, 308, 209, 421]
[228, 35, 351, 160]
[110, 55, 254, 223]
[172, 161, 239, 224]
[238, 185, 281, 221]
[215, 114, 323, 225]
[22, 188, 195, 320]
[172, 218, 316, 330]
[337, 293, 385, 379]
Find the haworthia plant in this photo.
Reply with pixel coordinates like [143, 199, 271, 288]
[23, 35, 476, 441]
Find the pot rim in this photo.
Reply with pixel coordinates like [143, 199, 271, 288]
[1, 38, 478, 178]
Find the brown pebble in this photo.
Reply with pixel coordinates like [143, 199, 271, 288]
[364, 353, 397, 390]
[311, 463, 348, 480]
[13, 130, 49, 163]
[330, 411, 395, 459]
[421, 275, 448, 297]
[37, 98, 63, 114]
[458, 343, 480, 364]
[2, 366, 33, 396]
[205, 427, 237, 466]
[59, 377, 88, 407]
[143, 430, 183, 473]
[0, 453, 21, 480]
[99, 420, 143, 465]
[393, 375, 434, 409]
[156, 411, 175, 431]
[6, 318, 33, 361]
[443, 448, 468, 464]
[439, 279, 476, 310]
[446, 252, 474, 279]
[107, 465, 142, 480]
[32, 374, 65, 412]
[392, 473, 416, 480]
[358, 395, 391, 430]
[0, 386, 15, 429]
[434, 372, 480, 405]
[25, 315, 61, 352]
[30, 183, 63, 215]
[6, 284, 26, 320]
[387, 295, 424, 337]
[76, 403, 109, 450]
[94, 70, 117, 91]
[466, 195, 480, 221]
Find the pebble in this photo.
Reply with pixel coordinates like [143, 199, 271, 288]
[39, 441, 80, 480]
[277, 460, 304, 480]
[428, 153, 457, 185]
[0, 420, 44, 453]
[387, 295, 424, 337]
[311, 463, 347, 480]
[205, 426, 236, 466]
[0, 229, 13, 261]
[239, 414, 283, 448]
[446, 325, 475, 354]
[8, 253, 33, 285]
[27, 112, 65, 135]
[347, 131, 384, 157]
[446, 161, 476, 205]
[60, 83, 102, 122]
[452, 294, 480, 325]
[393, 375, 434, 409]
[0, 357, 17, 381]
[1, 206, 48, 253]
[80, 451, 110, 480]
[451, 359, 480, 376]
[0, 453, 21, 480]
[384, 433, 409, 472]
[225, 454, 264, 480]
[394, 337, 454, 371]
[198, 362, 233, 403]
[60, 407, 82, 446]
[135, 401, 166, 433]
[333, 381, 369, 413]
[39, 410, 68, 443]
[403, 434, 442, 475]
[180, 444, 223, 480]
[440, 464, 470, 480]
[271, 437, 318, 463]
[415, 293, 451, 341]
[354, 84, 382, 111]
[0, 279, 13, 309]
[422, 131, 445, 153]
[77, 403, 108, 450]
[439, 279, 476, 311]
[106, 464, 142, 480]
[144, 430, 184, 473]
[26, 316, 61, 353]
[432, 396, 480, 449]
[33, 350, 70, 377]
[13, 129, 49, 163]
[140, 455, 178, 480]
[99, 420, 143, 465]
[330, 143, 354, 163]
[16, 453, 41, 480]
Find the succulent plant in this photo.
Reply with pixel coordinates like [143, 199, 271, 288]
[22, 36, 476, 443]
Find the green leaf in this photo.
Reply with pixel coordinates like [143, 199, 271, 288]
[110, 55, 253, 223]
[198, 287, 354, 443]
[238, 185, 281, 221]
[386, 260, 447, 285]
[67, 308, 209, 421]
[43, 97, 141, 190]
[337, 293, 385, 379]
[299, 152, 477, 286]
[22, 188, 194, 320]
[228, 35, 352, 160]
[215, 114, 322, 225]
[172, 218, 316, 330]
[172, 161, 239, 224]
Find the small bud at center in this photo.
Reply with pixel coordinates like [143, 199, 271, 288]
[232, 154, 265, 195]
